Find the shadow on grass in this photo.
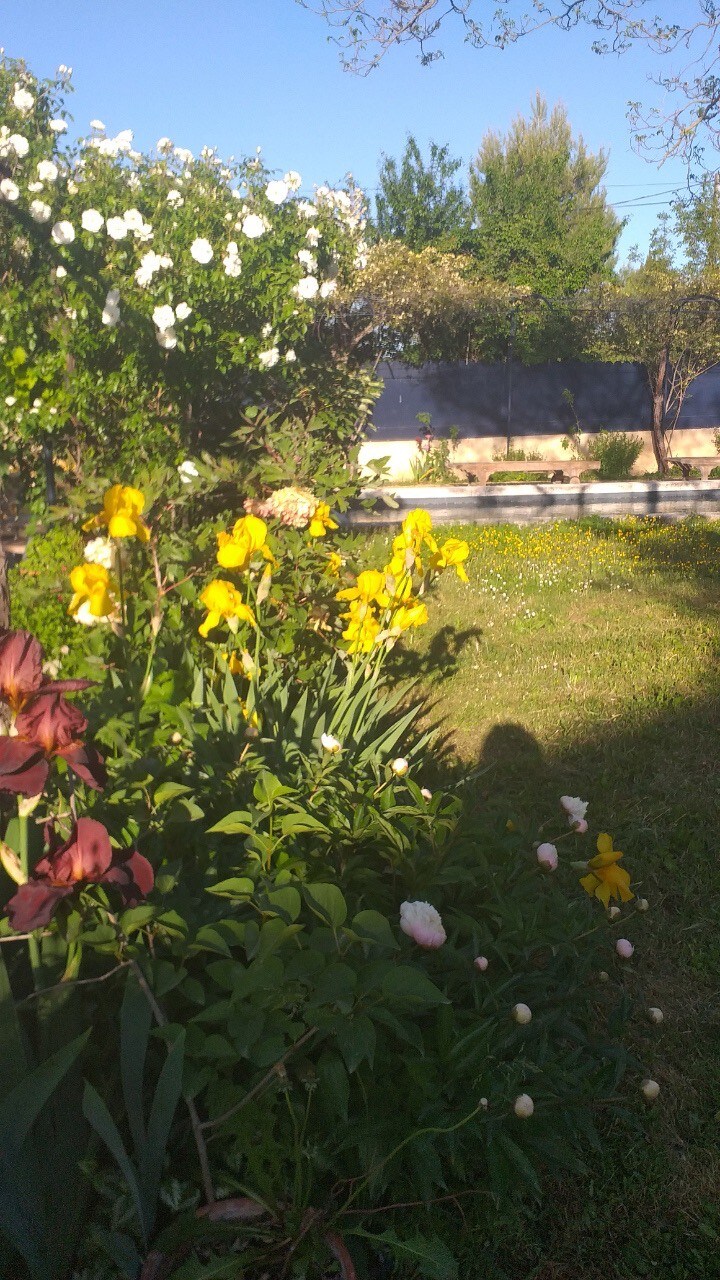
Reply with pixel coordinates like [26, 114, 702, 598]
[386, 623, 484, 683]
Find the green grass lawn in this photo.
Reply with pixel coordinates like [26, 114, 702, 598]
[378, 516, 720, 1279]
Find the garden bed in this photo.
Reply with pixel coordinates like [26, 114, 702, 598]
[353, 479, 720, 526]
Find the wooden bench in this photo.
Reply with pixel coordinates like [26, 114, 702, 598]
[670, 456, 720, 480]
[462, 459, 602, 485]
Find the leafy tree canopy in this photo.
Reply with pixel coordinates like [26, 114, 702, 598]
[374, 134, 471, 250]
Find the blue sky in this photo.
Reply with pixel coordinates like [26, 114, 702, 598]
[2, 0, 700, 262]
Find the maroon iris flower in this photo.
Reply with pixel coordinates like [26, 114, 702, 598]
[5, 817, 154, 932]
[0, 629, 104, 795]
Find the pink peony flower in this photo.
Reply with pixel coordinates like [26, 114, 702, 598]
[536, 842, 558, 871]
[561, 796, 588, 830]
[399, 900, 446, 949]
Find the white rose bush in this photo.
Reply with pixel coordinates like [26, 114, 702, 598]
[0, 54, 377, 510]
[0, 54, 662, 1280]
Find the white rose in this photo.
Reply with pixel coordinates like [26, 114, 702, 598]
[306, 226, 320, 247]
[3, 133, 29, 157]
[174, 146, 193, 165]
[293, 275, 319, 301]
[4, 396, 16, 406]
[285, 348, 297, 363]
[114, 129, 133, 152]
[102, 288, 120, 327]
[156, 327, 177, 350]
[265, 179, 289, 204]
[178, 460, 199, 482]
[49, 119, 68, 134]
[81, 209, 104, 233]
[297, 248, 317, 271]
[175, 301, 192, 321]
[55, 265, 67, 278]
[223, 244, 242, 277]
[26, 181, 44, 193]
[37, 160, 58, 183]
[105, 216, 127, 241]
[190, 237, 213, 264]
[152, 303, 175, 331]
[241, 213, 269, 239]
[297, 201, 316, 218]
[320, 280, 337, 299]
[51, 220, 75, 245]
[258, 347, 280, 370]
[12, 85, 35, 115]
[0, 179, 20, 203]
[156, 136, 173, 152]
[84, 536, 116, 569]
[284, 170, 302, 191]
[320, 733, 342, 753]
[89, 119, 106, 132]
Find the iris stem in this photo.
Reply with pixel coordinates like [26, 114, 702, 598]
[18, 812, 42, 987]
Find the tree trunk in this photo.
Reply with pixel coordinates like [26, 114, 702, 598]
[650, 346, 671, 474]
[0, 540, 9, 630]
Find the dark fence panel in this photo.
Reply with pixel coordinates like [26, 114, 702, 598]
[370, 361, 720, 438]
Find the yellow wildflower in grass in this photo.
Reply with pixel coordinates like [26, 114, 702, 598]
[216, 515, 271, 571]
[336, 569, 388, 607]
[198, 579, 256, 637]
[340, 601, 382, 653]
[83, 484, 150, 542]
[68, 563, 117, 618]
[580, 833, 634, 907]
[429, 536, 470, 582]
[309, 502, 338, 538]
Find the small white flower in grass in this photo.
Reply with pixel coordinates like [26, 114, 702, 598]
[285, 348, 297, 363]
[421, 787, 433, 801]
[284, 170, 302, 191]
[156, 327, 177, 350]
[648, 1007, 664, 1025]
[512, 1003, 532, 1025]
[175, 301, 192, 321]
[84, 536, 116, 570]
[190, 237, 213, 264]
[258, 347, 280, 370]
[106, 215, 128, 241]
[637, 898, 649, 912]
[616, 938, 634, 959]
[51, 220, 75, 245]
[297, 248, 317, 271]
[399, 900, 446, 949]
[242, 213, 269, 239]
[474, 955, 489, 972]
[0, 179, 20, 202]
[152, 303, 175, 331]
[536, 842, 558, 871]
[391, 757, 409, 777]
[560, 796, 588, 831]
[293, 275, 319, 300]
[167, 189, 184, 207]
[641, 1079, 660, 1101]
[321, 733, 342, 753]
[320, 280, 337, 299]
[81, 209, 104, 233]
[12, 85, 34, 115]
[49, 118, 68, 134]
[178, 460, 199, 483]
[265, 179, 288, 204]
[37, 160, 58, 184]
[514, 1094, 534, 1119]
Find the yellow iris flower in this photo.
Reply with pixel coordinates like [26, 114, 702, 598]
[336, 569, 389, 607]
[324, 551, 343, 578]
[340, 601, 381, 653]
[68, 563, 117, 618]
[392, 598, 429, 630]
[216, 515, 272, 571]
[579, 833, 634, 907]
[429, 537, 470, 582]
[83, 484, 150, 542]
[198, 580, 256, 637]
[309, 502, 338, 538]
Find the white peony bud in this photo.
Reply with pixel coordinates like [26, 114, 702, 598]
[514, 1094, 534, 1119]
[616, 938, 634, 959]
[320, 733, 342, 754]
[636, 898, 649, 912]
[536, 842, 558, 871]
[474, 955, 489, 972]
[608, 905, 621, 920]
[641, 1078, 660, 1101]
[647, 1007, 664, 1025]
[391, 757, 409, 777]
[512, 1003, 532, 1025]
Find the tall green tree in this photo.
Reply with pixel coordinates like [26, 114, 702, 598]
[468, 95, 623, 296]
[374, 135, 470, 250]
